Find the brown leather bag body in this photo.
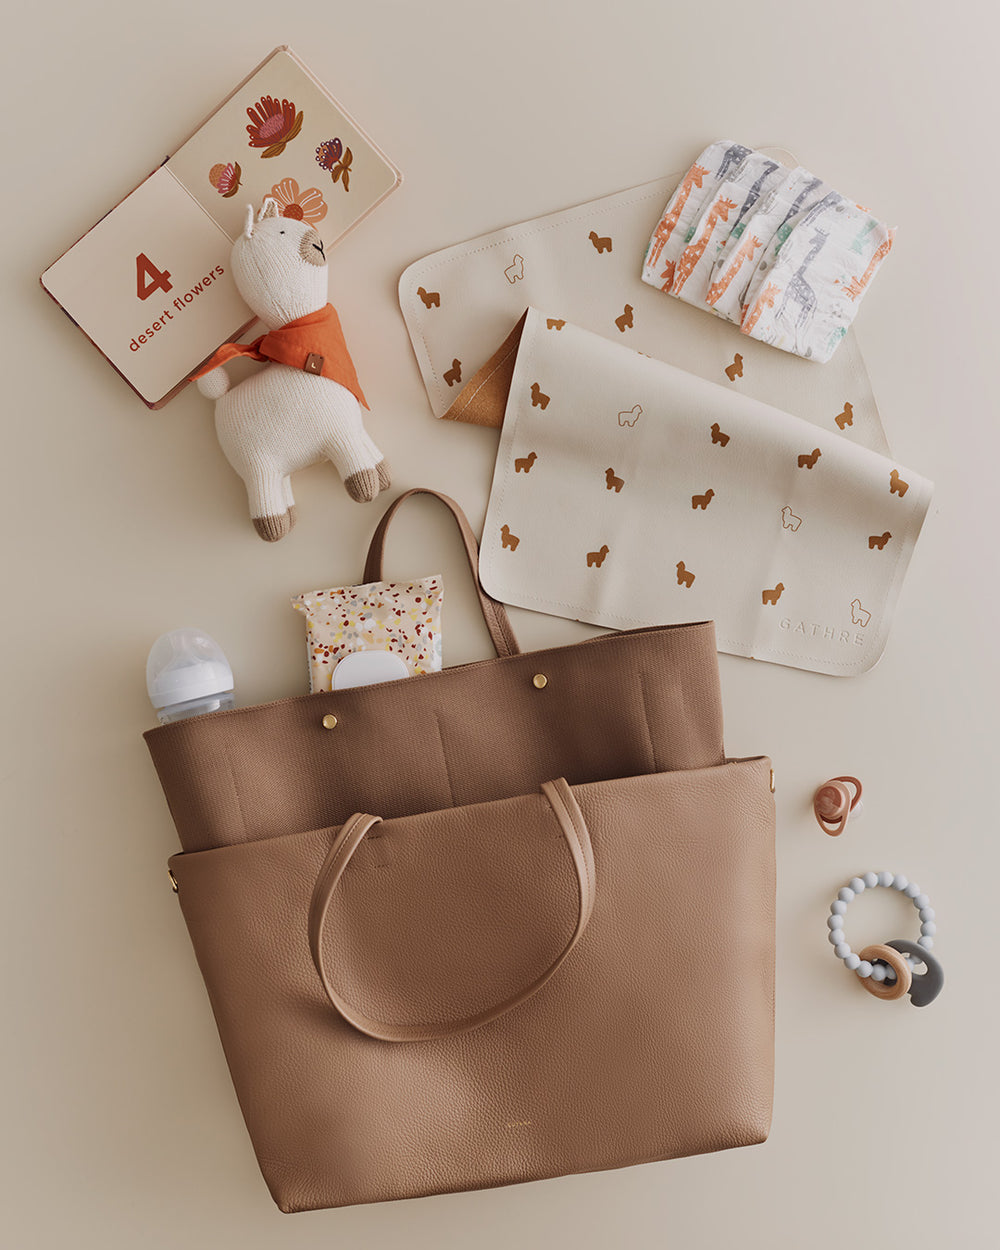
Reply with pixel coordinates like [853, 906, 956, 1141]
[145, 489, 775, 1213]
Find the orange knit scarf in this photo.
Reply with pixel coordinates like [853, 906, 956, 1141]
[192, 303, 369, 409]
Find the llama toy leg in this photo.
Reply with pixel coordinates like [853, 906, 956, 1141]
[357, 425, 391, 491]
[213, 384, 298, 540]
[282, 476, 297, 526]
[322, 409, 390, 503]
[245, 465, 294, 542]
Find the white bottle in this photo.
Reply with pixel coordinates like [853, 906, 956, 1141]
[147, 628, 235, 724]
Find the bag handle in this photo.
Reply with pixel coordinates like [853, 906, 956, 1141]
[362, 487, 521, 658]
[307, 778, 595, 1042]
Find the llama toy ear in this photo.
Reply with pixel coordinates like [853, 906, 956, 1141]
[259, 197, 280, 221]
[243, 204, 254, 238]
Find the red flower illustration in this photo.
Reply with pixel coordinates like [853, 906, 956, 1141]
[269, 178, 328, 224]
[315, 138, 343, 171]
[316, 138, 353, 190]
[208, 161, 242, 197]
[245, 96, 304, 159]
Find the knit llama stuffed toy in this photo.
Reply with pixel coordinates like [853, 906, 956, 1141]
[194, 199, 389, 541]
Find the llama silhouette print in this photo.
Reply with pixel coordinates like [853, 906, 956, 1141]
[530, 383, 550, 410]
[504, 254, 525, 283]
[710, 422, 730, 447]
[889, 469, 909, 497]
[615, 304, 634, 333]
[781, 506, 802, 532]
[835, 402, 854, 429]
[587, 545, 610, 568]
[762, 583, 785, 606]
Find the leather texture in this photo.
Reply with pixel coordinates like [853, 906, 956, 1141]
[169, 761, 775, 1213]
[145, 492, 726, 855]
[306, 778, 596, 1041]
[147, 488, 774, 1212]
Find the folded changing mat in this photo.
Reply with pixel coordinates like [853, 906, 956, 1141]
[478, 309, 930, 676]
[400, 162, 891, 454]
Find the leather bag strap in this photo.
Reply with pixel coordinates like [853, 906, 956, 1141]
[307, 778, 596, 1042]
[362, 486, 521, 658]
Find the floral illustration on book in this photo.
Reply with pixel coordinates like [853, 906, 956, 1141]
[246, 96, 304, 158]
[208, 161, 242, 198]
[316, 138, 353, 191]
[268, 178, 328, 224]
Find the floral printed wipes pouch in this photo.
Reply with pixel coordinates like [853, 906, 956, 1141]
[291, 577, 444, 693]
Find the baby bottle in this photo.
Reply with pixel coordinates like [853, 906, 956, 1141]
[147, 628, 235, 724]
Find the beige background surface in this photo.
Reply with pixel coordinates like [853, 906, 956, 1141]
[4, 1, 997, 1245]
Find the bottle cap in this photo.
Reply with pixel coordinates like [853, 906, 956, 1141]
[146, 628, 234, 709]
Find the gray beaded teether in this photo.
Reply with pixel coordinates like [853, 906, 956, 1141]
[827, 872, 943, 1006]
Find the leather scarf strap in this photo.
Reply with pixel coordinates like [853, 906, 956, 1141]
[362, 486, 521, 658]
[307, 778, 596, 1042]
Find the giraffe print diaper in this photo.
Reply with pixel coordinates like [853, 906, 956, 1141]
[642, 141, 894, 363]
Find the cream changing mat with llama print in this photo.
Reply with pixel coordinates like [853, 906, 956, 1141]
[399, 157, 891, 456]
[479, 309, 931, 675]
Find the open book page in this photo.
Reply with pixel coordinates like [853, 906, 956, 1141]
[40, 47, 401, 407]
[168, 47, 400, 249]
[41, 166, 250, 406]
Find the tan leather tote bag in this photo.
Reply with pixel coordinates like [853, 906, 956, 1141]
[146, 489, 775, 1213]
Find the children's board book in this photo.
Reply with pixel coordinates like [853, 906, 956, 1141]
[40, 47, 401, 408]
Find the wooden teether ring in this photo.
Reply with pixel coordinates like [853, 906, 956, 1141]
[814, 776, 862, 835]
[858, 944, 911, 1000]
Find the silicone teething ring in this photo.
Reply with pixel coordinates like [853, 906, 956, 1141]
[826, 871, 943, 1006]
[814, 776, 862, 835]
[858, 944, 911, 1000]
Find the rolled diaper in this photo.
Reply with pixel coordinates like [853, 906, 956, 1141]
[642, 141, 894, 363]
[645, 141, 752, 281]
[291, 576, 444, 693]
[745, 200, 894, 360]
[709, 167, 828, 321]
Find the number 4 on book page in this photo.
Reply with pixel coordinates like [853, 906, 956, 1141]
[136, 253, 172, 301]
